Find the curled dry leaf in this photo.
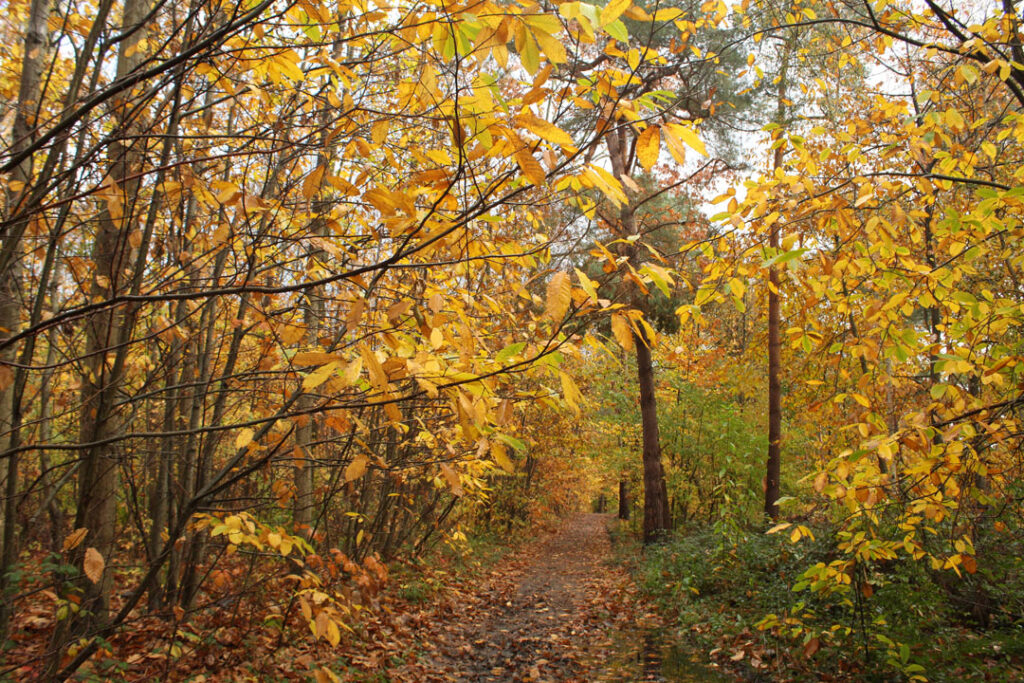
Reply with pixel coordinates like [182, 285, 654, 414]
[62, 527, 88, 553]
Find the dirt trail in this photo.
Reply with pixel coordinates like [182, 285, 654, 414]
[411, 513, 640, 682]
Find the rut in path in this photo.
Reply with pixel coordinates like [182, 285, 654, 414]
[417, 513, 642, 682]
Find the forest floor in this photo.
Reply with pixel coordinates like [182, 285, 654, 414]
[374, 512, 670, 682]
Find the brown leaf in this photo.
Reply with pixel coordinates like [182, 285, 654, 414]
[83, 547, 104, 584]
[62, 528, 88, 553]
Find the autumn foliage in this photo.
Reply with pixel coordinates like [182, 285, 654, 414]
[1, 0, 1024, 678]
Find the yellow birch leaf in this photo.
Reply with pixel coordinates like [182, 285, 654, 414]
[636, 125, 661, 170]
[302, 165, 326, 199]
[600, 0, 631, 26]
[345, 454, 368, 482]
[83, 547, 104, 584]
[344, 356, 363, 385]
[610, 313, 635, 351]
[518, 111, 574, 147]
[667, 122, 707, 156]
[574, 267, 598, 301]
[560, 371, 582, 414]
[492, 442, 514, 473]
[303, 361, 340, 391]
[360, 345, 388, 389]
[326, 619, 341, 646]
[545, 271, 572, 321]
[514, 148, 546, 186]
[533, 29, 568, 64]
[236, 428, 255, 450]
[430, 327, 445, 349]
[293, 351, 340, 366]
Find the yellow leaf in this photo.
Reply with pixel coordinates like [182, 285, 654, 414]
[345, 455, 368, 482]
[302, 165, 325, 199]
[652, 7, 682, 21]
[636, 125, 660, 171]
[326, 619, 341, 646]
[574, 268, 598, 302]
[851, 393, 870, 407]
[560, 371, 582, 414]
[517, 111, 574, 147]
[766, 522, 791, 534]
[236, 428, 255, 450]
[610, 313, 634, 351]
[344, 356, 363, 385]
[293, 351, 340, 366]
[430, 327, 445, 349]
[514, 148, 546, 186]
[492, 442, 514, 473]
[83, 547, 104, 584]
[666, 122, 707, 156]
[303, 361, 340, 391]
[545, 271, 571, 322]
[600, 0, 631, 26]
[360, 345, 388, 389]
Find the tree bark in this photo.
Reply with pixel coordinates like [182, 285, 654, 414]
[60, 0, 152, 650]
[636, 328, 670, 542]
[0, 0, 52, 638]
[605, 125, 670, 543]
[764, 40, 791, 521]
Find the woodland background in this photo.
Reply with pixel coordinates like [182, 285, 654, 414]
[1, 0, 1023, 679]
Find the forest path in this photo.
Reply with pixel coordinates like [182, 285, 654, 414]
[390, 512, 654, 682]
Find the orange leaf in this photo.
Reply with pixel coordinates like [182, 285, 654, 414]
[83, 547, 104, 584]
[514, 148, 546, 186]
[345, 455, 368, 482]
[62, 528, 88, 553]
[545, 271, 571, 322]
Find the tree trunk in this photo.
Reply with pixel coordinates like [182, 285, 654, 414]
[618, 479, 629, 520]
[0, 0, 52, 638]
[58, 0, 151, 653]
[636, 328, 670, 542]
[764, 40, 791, 521]
[604, 125, 670, 543]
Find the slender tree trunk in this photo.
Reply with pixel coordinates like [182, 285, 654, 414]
[605, 125, 670, 543]
[54, 0, 152, 660]
[764, 41, 791, 521]
[618, 479, 629, 520]
[636, 328, 670, 541]
[0, 0, 52, 638]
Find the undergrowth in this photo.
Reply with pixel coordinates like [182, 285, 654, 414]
[611, 519, 1024, 682]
